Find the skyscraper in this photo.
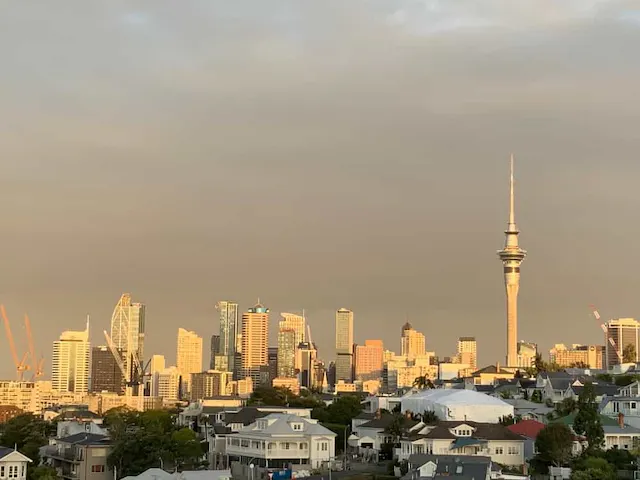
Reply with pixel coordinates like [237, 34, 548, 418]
[355, 340, 384, 381]
[90, 345, 123, 393]
[605, 318, 640, 368]
[497, 156, 526, 367]
[335, 308, 354, 383]
[110, 293, 146, 377]
[52, 320, 90, 394]
[241, 302, 269, 387]
[457, 337, 477, 374]
[279, 313, 306, 346]
[176, 328, 203, 394]
[401, 323, 426, 359]
[210, 334, 221, 369]
[277, 328, 296, 378]
[216, 301, 239, 374]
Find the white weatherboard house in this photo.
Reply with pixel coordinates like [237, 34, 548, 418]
[0, 447, 32, 480]
[226, 413, 336, 469]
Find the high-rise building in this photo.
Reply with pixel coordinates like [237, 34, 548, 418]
[210, 335, 221, 370]
[605, 318, 640, 368]
[335, 308, 354, 383]
[190, 370, 232, 401]
[217, 301, 239, 375]
[241, 303, 270, 387]
[298, 342, 319, 389]
[149, 354, 166, 397]
[52, 321, 90, 394]
[550, 344, 606, 369]
[457, 337, 477, 374]
[279, 313, 306, 347]
[277, 328, 296, 378]
[90, 346, 123, 394]
[268, 347, 278, 382]
[176, 328, 203, 395]
[355, 340, 384, 381]
[401, 323, 426, 359]
[497, 156, 526, 367]
[109, 293, 146, 378]
[517, 341, 537, 368]
[156, 366, 180, 401]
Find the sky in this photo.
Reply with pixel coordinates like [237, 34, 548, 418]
[1, 0, 640, 379]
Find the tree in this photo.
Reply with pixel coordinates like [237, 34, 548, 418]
[384, 414, 407, 445]
[534, 423, 574, 467]
[623, 343, 636, 363]
[421, 411, 438, 425]
[530, 390, 543, 403]
[0, 413, 49, 463]
[413, 376, 434, 389]
[555, 398, 578, 417]
[534, 353, 546, 374]
[170, 428, 204, 470]
[312, 395, 363, 426]
[247, 386, 292, 406]
[29, 466, 58, 480]
[573, 383, 604, 452]
[499, 390, 514, 399]
[569, 362, 590, 369]
[570, 457, 616, 480]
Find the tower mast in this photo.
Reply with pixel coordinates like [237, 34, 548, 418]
[497, 155, 527, 367]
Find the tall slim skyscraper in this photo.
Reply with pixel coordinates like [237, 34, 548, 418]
[217, 301, 239, 374]
[176, 328, 203, 394]
[241, 302, 270, 387]
[277, 328, 296, 378]
[279, 313, 306, 346]
[52, 320, 90, 394]
[110, 293, 146, 376]
[210, 334, 221, 369]
[401, 323, 426, 359]
[335, 308, 354, 383]
[605, 318, 640, 368]
[91, 345, 123, 393]
[497, 156, 526, 367]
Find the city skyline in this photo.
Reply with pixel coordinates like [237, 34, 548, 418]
[2, 1, 640, 378]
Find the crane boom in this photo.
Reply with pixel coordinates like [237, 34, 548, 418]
[1, 305, 29, 380]
[24, 314, 39, 380]
[103, 330, 129, 382]
[590, 304, 623, 363]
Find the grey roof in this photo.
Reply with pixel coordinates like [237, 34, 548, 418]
[359, 414, 420, 430]
[223, 407, 269, 425]
[570, 384, 619, 397]
[473, 385, 495, 394]
[235, 413, 337, 437]
[408, 453, 491, 466]
[408, 454, 491, 479]
[602, 424, 640, 435]
[404, 421, 523, 442]
[58, 433, 111, 446]
[0, 448, 14, 460]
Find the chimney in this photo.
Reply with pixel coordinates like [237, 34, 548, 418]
[375, 409, 381, 419]
[618, 412, 625, 429]
[496, 362, 500, 371]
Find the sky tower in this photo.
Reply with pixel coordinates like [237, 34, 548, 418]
[497, 155, 526, 367]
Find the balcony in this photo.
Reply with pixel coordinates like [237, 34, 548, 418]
[44, 446, 83, 463]
[227, 444, 311, 460]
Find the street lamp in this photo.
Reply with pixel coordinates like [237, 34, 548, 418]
[249, 463, 255, 480]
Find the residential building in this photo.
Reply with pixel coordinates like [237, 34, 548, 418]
[226, 413, 337, 469]
[190, 370, 232, 401]
[516, 341, 537, 369]
[90, 346, 123, 394]
[109, 293, 145, 376]
[506, 419, 545, 460]
[277, 328, 296, 378]
[605, 318, 640, 368]
[355, 340, 384, 381]
[468, 365, 515, 386]
[241, 303, 270, 388]
[556, 411, 640, 451]
[176, 328, 203, 395]
[52, 323, 90, 394]
[210, 335, 221, 370]
[217, 301, 239, 375]
[156, 366, 180, 402]
[550, 344, 606, 369]
[600, 386, 640, 429]
[457, 337, 477, 377]
[149, 355, 166, 397]
[0, 447, 31, 480]
[0, 382, 35, 413]
[335, 308, 354, 383]
[42, 433, 111, 480]
[353, 412, 421, 455]
[401, 323, 426, 359]
[406, 454, 491, 480]
[396, 420, 525, 466]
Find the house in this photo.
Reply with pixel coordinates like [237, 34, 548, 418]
[225, 413, 337, 470]
[0, 447, 32, 480]
[564, 383, 618, 402]
[398, 421, 525, 466]
[506, 420, 545, 460]
[121, 468, 232, 480]
[42, 433, 112, 480]
[405, 454, 491, 479]
[501, 399, 553, 423]
[554, 412, 640, 451]
[600, 396, 640, 428]
[361, 394, 402, 414]
[468, 365, 515, 386]
[352, 412, 422, 456]
[536, 372, 574, 404]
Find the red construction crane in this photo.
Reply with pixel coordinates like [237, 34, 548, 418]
[24, 314, 44, 380]
[1, 305, 30, 381]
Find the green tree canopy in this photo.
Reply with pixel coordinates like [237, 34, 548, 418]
[413, 376, 435, 389]
[623, 343, 636, 363]
[0, 413, 49, 463]
[312, 395, 363, 425]
[573, 383, 604, 452]
[534, 423, 574, 467]
[570, 457, 616, 480]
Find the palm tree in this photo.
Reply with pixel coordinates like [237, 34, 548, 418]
[413, 376, 435, 389]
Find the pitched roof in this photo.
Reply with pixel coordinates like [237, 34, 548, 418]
[236, 413, 336, 436]
[223, 408, 269, 426]
[58, 433, 111, 446]
[0, 448, 32, 463]
[473, 385, 495, 394]
[358, 414, 420, 430]
[570, 384, 619, 397]
[472, 365, 513, 375]
[554, 412, 620, 427]
[506, 420, 545, 439]
[0, 448, 15, 461]
[408, 421, 523, 441]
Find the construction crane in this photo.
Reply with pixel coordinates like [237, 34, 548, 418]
[103, 330, 150, 395]
[23, 314, 44, 381]
[1, 305, 30, 381]
[590, 304, 623, 363]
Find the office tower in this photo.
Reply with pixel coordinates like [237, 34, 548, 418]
[156, 366, 180, 401]
[605, 318, 640, 368]
[110, 293, 146, 378]
[176, 328, 203, 394]
[298, 342, 318, 389]
[550, 344, 605, 369]
[279, 313, 306, 346]
[355, 340, 384, 381]
[190, 371, 232, 401]
[517, 341, 537, 368]
[497, 156, 527, 367]
[457, 337, 477, 371]
[90, 346, 123, 393]
[401, 323, 426, 359]
[335, 308, 354, 383]
[51, 321, 90, 394]
[210, 335, 221, 369]
[217, 301, 239, 375]
[277, 329, 296, 378]
[149, 354, 166, 397]
[268, 347, 278, 382]
[241, 302, 270, 387]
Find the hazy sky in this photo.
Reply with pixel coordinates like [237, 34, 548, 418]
[1, 0, 639, 379]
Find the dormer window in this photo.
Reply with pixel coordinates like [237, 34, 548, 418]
[292, 423, 303, 431]
[454, 428, 473, 437]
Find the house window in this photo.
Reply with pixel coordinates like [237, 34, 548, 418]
[494, 447, 504, 455]
[91, 466, 105, 473]
[322, 443, 328, 451]
[507, 446, 519, 455]
[300, 443, 308, 450]
[284, 443, 290, 450]
[1, 466, 5, 478]
[292, 423, 302, 431]
[632, 402, 637, 410]
[9, 466, 18, 478]
[21, 466, 25, 478]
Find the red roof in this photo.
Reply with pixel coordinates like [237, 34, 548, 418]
[506, 419, 546, 439]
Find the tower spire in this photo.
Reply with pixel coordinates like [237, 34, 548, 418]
[509, 153, 515, 227]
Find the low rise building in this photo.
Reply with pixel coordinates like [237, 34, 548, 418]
[0, 447, 32, 480]
[42, 433, 112, 480]
[550, 344, 605, 369]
